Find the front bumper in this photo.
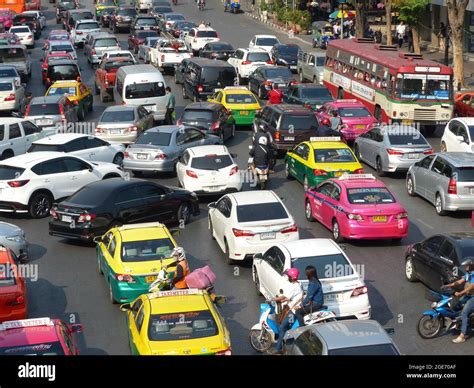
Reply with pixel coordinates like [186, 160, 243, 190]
[340, 218, 409, 240]
[123, 158, 176, 172]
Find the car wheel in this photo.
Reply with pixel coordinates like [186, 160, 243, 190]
[299, 71, 304, 82]
[132, 170, 143, 177]
[174, 72, 180, 84]
[177, 202, 191, 224]
[435, 194, 447, 216]
[98, 256, 103, 275]
[332, 219, 344, 243]
[112, 153, 124, 166]
[284, 161, 293, 180]
[1, 150, 13, 160]
[28, 192, 53, 219]
[375, 157, 386, 177]
[405, 256, 418, 282]
[94, 82, 99, 95]
[237, 72, 242, 85]
[109, 281, 117, 304]
[406, 175, 416, 197]
[303, 175, 309, 192]
[209, 218, 216, 240]
[305, 200, 314, 222]
[182, 86, 188, 99]
[440, 141, 447, 152]
[253, 267, 262, 296]
[231, 124, 235, 138]
[354, 144, 362, 161]
[78, 107, 85, 121]
[224, 239, 234, 265]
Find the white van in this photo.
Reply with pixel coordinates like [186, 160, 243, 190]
[114, 64, 167, 122]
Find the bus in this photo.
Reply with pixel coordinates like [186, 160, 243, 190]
[0, 0, 25, 13]
[323, 38, 454, 133]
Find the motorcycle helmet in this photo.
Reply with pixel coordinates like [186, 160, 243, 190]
[258, 136, 268, 146]
[258, 124, 267, 132]
[171, 247, 186, 261]
[286, 268, 300, 282]
[461, 257, 474, 269]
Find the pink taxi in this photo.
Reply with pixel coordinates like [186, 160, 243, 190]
[316, 99, 378, 142]
[304, 174, 408, 243]
[0, 9, 15, 30]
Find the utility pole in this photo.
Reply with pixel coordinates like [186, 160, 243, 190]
[444, 14, 449, 66]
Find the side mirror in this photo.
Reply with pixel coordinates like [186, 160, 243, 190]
[120, 303, 131, 312]
[254, 111, 262, 119]
[213, 295, 227, 305]
[456, 135, 467, 143]
[385, 328, 395, 336]
[230, 153, 237, 158]
[169, 228, 180, 236]
[70, 324, 83, 333]
[208, 202, 217, 209]
[92, 235, 102, 244]
[253, 253, 263, 260]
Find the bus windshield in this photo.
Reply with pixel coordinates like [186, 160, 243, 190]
[395, 73, 451, 100]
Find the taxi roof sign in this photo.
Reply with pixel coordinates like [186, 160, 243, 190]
[148, 289, 201, 299]
[0, 318, 53, 331]
[119, 222, 164, 231]
[339, 173, 376, 180]
[223, 86, 248, 90]
[310, 137, 341, 142]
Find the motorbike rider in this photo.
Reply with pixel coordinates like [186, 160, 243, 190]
[253, 124, 276, 171]
[168, 247, 190, 290]
[249, 136, 273, 173]
[269, 268, 303, 355]
[294, 266, 324, 326]
[268, 84, 283, 105]
[442, 258, 474, 343]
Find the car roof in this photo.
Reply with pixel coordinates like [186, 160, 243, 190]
[254, 34, 279, 39]
[76, 19, 99, 23]
[116, 222, 170, 242]
[188, 58, 234, 68]
[0, 152, 71, 168]
[268, 104, 313, 113]
[329, 99, 366, 108]
[0, 117, 32, 125]
[103, 105, 136, 112]
[117, 63, 162, 75]
[437, 152, 474, 167]
[228, 190, 281, 205]
[333, 176, 385, 189]
[241, 47, 268, 53]
[0, 318, 61, 349]
[278, 238, 341, 257]
[147, 125, 183, 134]
[184, 102, 221, 111]
[147, 289, 210, 313]
[32, 133, 90, 145]
[188, 145, 229, 157]
[50, 80, 78, 87]
[308, 139, 352, 149]
[48, 40, 74, 46]
[30, 95, 64, 104]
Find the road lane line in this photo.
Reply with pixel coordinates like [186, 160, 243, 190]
[416, 218, 435, 230]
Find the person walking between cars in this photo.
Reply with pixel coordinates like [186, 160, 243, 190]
[169, 247, 190, 290]
[294, 266, 324, 326]
[396, 21, 406, 48]
[268, 84, 283, 105]
[329, 110, 342, 130]
[165, 86, 175, 125]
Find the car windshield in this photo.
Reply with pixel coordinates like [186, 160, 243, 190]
[49, 65, 78, 79]
[339, 107, 372, 118]
[0, 166, 25, 180]
[148, 310, 218, 341]
[208, 42, 232, 51]
[77, 22, 100, 29]
[125, 81, 165, 99]
[51, 45, 74, 52]
[121, 239, 174, 262]
[291, 253, 352, 280]
[278, 45, 299, 55]
[328, 344, 399, 355]
[196, 30, 218, 38]
[0, 81, 13, 91]
[104, 60, 134, 71]
[347, 187, 395, 204]
[47, 86, 76, 96]
[247, 52, 270, 62]
[314, 148, 355, 163]
[0, 48, 25, 62]
[29, 144, 62, 152]
[94, 38, 118, 47]
[387, 133, 428, 145]
[28, 103, 60, 116]
[263, 68, 293, 78]
[182, 109, 214, 121]
[255, 37, 279, 46]
[456, 167, 474, 182]
[0, 68, 17, 78]
[135, 131, 171, 146]
[395, 73, 452, 100]
[191, 155, 233, 170]
[201, 68, 235, 84]
[237, 202, 288, 222]
[101, 110, 135, 122]
[10, 27, 30, 33]
[167, 14, 185, 21]
[118, 9, 136, 16]
[175, 21, 195, 29]
[0, 342, 66, 355]
[300, 87, 332, 100]
[49, 34, 69, 40]
[281, 115, 318, 131]
[225, 94, 256, 104]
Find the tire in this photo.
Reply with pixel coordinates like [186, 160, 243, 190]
[332, 219, 344, 243]
[177, 202, 191, 224]
[305, 200, 314, 222]
[417, 315, 443, 339]
[112, 153, 124, 166]
[102, 174, 120, 179]
[94, 82, 99, 95]
[284, 161, 293, 180]
[406, 175, 416, 197]
[209, 218, 216, 240]
[109, 281, 117, 304]
[132, 170, 143, 177]
[375, 157, 386, 177]
[354, 144, 362, 161]
[78, 107, 85, 121]
[230, 124, 235, 138]
[440, 141, 447, 152]
[224, 240, 234, 265]
[303, 175, 309, 192]
[299, 71, 304, 83]
[28, 192, 53, 219]
[337, 88, 344, 99]
[182, 86, 188, 99]
[253, 267, 262, 296]
[1, 150, 13, 160]
[98, 255, 103, 275]
[374, 105, 382, 122]
[435, 194, 447, 216]
[405, 256, 418, 282]
[249, 329, 272, 353]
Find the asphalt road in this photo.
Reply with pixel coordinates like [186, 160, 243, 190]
[2, 0, 473, 355]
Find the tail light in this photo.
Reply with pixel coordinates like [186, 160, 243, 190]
[289, 81, 298, 86]
[50, 208, 58, 219]
[353, 168, 364, 174]
[215, 348, 232, 356]
[161, 54, 165, 62]
[321, 118, 330, 126]
[347, 213, 364, 221]
[229, 166, 239, 176]
[241, 60, 251, 65]
[27, 35, 32, 39]
[386, 148, 403, 155]
[59, 103, 66, 121]
[210, 121, 220, 132]
[124, 152, 130, 158]
[77, 31, 83, 35]
[274, 131, 280, 141]
[154, 153, 167, 160]
[313, 169, 327, 176]
[197, 85, 203, 93]
[6, 295, 24, 306]
[186, 170, 198, 178]
[7, 180, 29, 187]
[4, 93, 15, 101]
[124, 126, 138, 133]
[280, 224, 298, 234]
[266, 60, 274, 64]
[91, 49, 96, 55]
[396, 212, 408, 219]
[448, 178, 457, 194]
[423, 149, 434, 154]
[303, 103, 312, 109]
[232, 228, 255, 237]
[95, 127, 104, 134]
[77, 213, 96, 223]
[351, 286, 368, 297]
[115, 274, 135, 283]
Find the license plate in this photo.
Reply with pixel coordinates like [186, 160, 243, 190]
[290, 65, 297, 69]
[277, 83, 286, 88]
[143, 27, 151, 30]
[408, 153, 419, 159]
[110, 129, 121, 134]
[207, 186, 220, 191]
[372, 215, 387, 223]
[285, 136, 295, 141]
[36, 119, 52, 125]
[61, 215, 72, 223]
[144, 104, 156, 112]
[260, 232, 276, 240]
[137, 153, 148, 160]
[355, 125, 365, 129]
[325, 293, 344, 303]
[146, 275, 157, 283]
[240, 111, 249, 116]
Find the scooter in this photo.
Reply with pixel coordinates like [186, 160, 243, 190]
[417, 287, 474, 339]
[249, 301, 336, 353]
[248, 144, 271, 190]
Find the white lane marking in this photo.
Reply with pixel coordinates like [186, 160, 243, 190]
[416, 218, 434, 230]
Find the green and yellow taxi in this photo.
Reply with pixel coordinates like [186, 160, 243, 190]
[45, 80, 93, 120]
[95, 222, 178, 304]
[285, 136, 364, 190]
[95, 0, 117, 18]
[121, 289, 232, 355]
[208, 86, 261, 126]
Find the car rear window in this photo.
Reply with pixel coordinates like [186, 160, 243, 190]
[237, 202, 288, 222]
[314, 148, 355, 163]
[0, 342, 66, 355]
[167, 14, 185, 21]
[196, 30, 218, 38]
[247, 52, 270, 62]
[48, 65, 79, 79]
[51, 44, 74, 52]
[387, 133, 428, 145]
[208, 42, 233, 51]
[339, 107, 372, 118]
[0, 48, 26, 61]
[101, 110, 135, 122]
[328, 344, 399, 356]
[263, 68, 292, 78]
[65, 185, 107, 206]
[291, 253, 352, 280]
[136, 18, 158, 25]
[280, 114, 318, 131]
[10, 27, 30, 33]
[47, 86, 76, 96]
[255, 38, 279, 46]
[346, 187, 395, 204]
[94, 38, 118, 47]
[148, 310, 218, 341]
[104, 60, 134, 71]
[118, 9, 136, 16]
[77, 22, 100, 29]
[0, 68, 17, 78]
[191, 155, 233, 170]
[0, 166, 25, 179]
[28, 103, 60, 116]
[455, 167, 474, 182]
[121, 239, 174, 262]
[0, 81, 13, 91]
[125, 81, 165, 99]
[225, 94, 256, 104]
[201, 68, 236, 84]
[135, 131, 171, 146]
[48, 56, 71, 64]
[278, 45, 299, 55]
[182, 109, 215, 121]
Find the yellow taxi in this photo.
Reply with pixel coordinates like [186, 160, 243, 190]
[121, 289, 232, 355]
[285, 136, 364, 190]
[207, 86, 261, 125]
[45, 80, 93, 120]
[95, 222, 178, 304]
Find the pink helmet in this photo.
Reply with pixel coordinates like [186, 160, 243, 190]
[286, 268, 300, 282]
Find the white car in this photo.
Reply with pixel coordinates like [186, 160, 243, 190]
[249, 34, 280, 53]
[252, 239, 371, 320]
[100, 50, 137, 64]
[71, 20, 101, 47]
[208, 190, 299, 264]
[0, 152, 125, 218]
[440, 117, 474, 153]
[0, 78, 25, 113]
[185, 26, 220, 54]
[45, 40, 78, 61]
[228, 48, 273, 83]
[176, 145, 242, 195]
[150, 39, 192, 72]
[9, 26, 34, 48]
[23, 11, 46, 29]
[28, 134, 126, 165]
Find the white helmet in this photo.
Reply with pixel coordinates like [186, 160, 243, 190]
[258, 136, 268, 146]
[172, 247, 186, 261]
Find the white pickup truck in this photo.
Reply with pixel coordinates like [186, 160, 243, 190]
[150, 39, 192, 74]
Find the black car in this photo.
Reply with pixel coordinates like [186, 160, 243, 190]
[131, 15, 160, 33]
[170, 21, 196, 38]
[248, 66, 296, 100]
[49, 178, 200, 242]
[283, 83, 334, 110]
[199, 42, 235, 61]
[178, 102, 236, 142]
[99, 6, 117, 27]
[150, 5, 172, 19]
[56, 0, 78, 24]
[109, 6, 137, 33]
[45, 60, 81, 88]
[12, 14, 41, 39]
[405, 232, 474, 291]
[270, 43, 300, 72]
[64, 9, 94, 31]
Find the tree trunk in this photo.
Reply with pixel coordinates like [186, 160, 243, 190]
[412, 26, 421, 54]
[447, 0, 469, 88]
[385, 0, 392, 45]
[355, 2, 365, 38]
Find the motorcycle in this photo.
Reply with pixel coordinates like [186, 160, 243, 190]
[248, 145, 270, 190]
[249, 300, 336, 353]
[198, 0, 205, 10]
[417, 287, 474, 339]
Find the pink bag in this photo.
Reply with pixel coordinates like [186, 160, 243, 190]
[185, 265, 217, 289]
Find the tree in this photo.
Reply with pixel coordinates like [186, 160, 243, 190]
[395, 0, 430, 54]
[447, 0, 469, 89]
[355, 0, 366, 38]
[385, 0, 392, 45]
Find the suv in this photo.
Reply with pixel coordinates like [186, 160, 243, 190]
[45, 60, 81, 88]
[131, 15, 160, 32]
[407, 152, 474, 216]
[84, 33, 120, 66]
[253, 104, 320, 152]
[180, 58, 236, 102]
[12, 13, 40, 39]
[110, 6, 137, 33]
[184, 26, 219, 55]
[0, 45, 31, 82]
[64, 9, 95, 32]
[25, 95, 78, 130]
[227, 48, 273, 84]
[56, 0, 78, 24]
[71, 20, 101, 48]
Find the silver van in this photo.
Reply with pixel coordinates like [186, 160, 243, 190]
[0, 45, 31, 82]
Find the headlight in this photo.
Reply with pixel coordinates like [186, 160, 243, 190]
[431, 302, 438, 308]
[6, 234, 25, 243]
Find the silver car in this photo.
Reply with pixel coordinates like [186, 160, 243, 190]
[406, 152, 474, 215]
[0, 222, 28, 261]
[85, 32, 120, 66]
[123, 125, 221, 174]
[95, 105, 154, 144]
[0, 78, 25, 113]
[137, 36, 163, 63]
[354, 125, 433, 176]
[25, 95, 78, 130]
[0, 45, 31, 82]
[283, 320, 400, 355]
[0, 65, 21, 86]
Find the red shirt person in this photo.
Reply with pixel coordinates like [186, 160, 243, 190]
[268, 84, 283, 104]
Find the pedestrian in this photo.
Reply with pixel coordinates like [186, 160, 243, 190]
[165, 86, 175, 125]
[396, 20, 406, 48]
[438, 22, 447, 50]
[374, 29, 382, 43]
[407, 28, 414, 53]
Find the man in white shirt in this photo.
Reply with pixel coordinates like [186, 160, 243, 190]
[396, 21, 406, 48]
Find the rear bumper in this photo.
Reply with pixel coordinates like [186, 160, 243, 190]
[110, 279, 151, 303]
[0, 305, 27, 323]
[230, 232, 299, 260]
[123, 158, 176, 172]
[0, 101, 17, 111]
[48, 221, 103, 241]
[444, 195, 474, 211]
[0, 201, 28, 213]
[97, 133, 138, 144]
[340, 219, 409, 240]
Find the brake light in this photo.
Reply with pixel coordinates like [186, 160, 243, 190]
[115, 274, 135, 283]
[197, 85, 203, 93]
[124, 125, 138, 133]
[215, 348, 232, 356]
[95, 127, 104, 134]
[280, 224, 298, 234]
[77, 31, 82, 35]
[266, 60, 274, 64]
[154, 153, 167, 160]
[50, 208, 58, 219]
[91, 49, 96, 55]
[232, 228, 255, 237]
[353, 168, 365, 174]
[7, 180, 29, 187]
[448, 178, 457, 194]
[241, 60, 251, 65]
[274, 131, 280, 141]
[186, 170, 198, 178]
[6, 295, 24, 306]
[77, 213, 96, 222]
[290, 81, 298, 86]
[313, 169, 327, 176]
[423, 149, 434, 154]
[4, 93, 15, 101]
[351, 286, 368, 297]
[27, 35, 32, 39]
[347, 213, 364, 221]
[229, 166, 239, 176]
[386, 148, 403, 155]
[396, 212, 408, 219]
[210, 121, 220, 132]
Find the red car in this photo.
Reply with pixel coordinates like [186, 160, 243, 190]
[0, 317, 83, 355]
[95, 56, 135, 102]
[0, 247, 27, 323]
[42, 52, 74, 83]
[454, 91, 474, 117]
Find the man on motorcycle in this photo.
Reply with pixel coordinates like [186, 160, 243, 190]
[253, 124, 276, 170]
[169, 247, 190, 290]
[443, 258, 474, 343]
[268, 84, 283, 105]
[249, 136, 273, 173]
[294, 265, 324, 326]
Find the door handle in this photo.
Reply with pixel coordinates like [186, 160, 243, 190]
[71, 176, 78, 180]
[43, 179, 50, 183]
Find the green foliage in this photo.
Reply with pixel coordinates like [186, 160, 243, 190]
[395, 0, 430, 26]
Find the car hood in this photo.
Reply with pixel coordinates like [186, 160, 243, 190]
[0, 222, 23, 237]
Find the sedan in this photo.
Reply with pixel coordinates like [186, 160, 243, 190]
[208, 190, 299, 265]
[440, 117, 474, 153]
[44, 40, 77, 61]
[123, 125, 221, 174]
[283, 83, 334, 110]
[128, 30, 159, 54]
[98, 6, 117, 27]
[22, 11, 46, 30]
[354, 125, 433, 176]
[0, 222, 28, 261]
[0, 78, 25, 113]
[270, 43, 300, 71]
[8, 26, 34, 48]
[158, 13, 185, 32]
[131, 16, 160, 33]
[199, 41, 235, 61]
[248, 66, 296, 100]
[0, 247, 27, 323]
